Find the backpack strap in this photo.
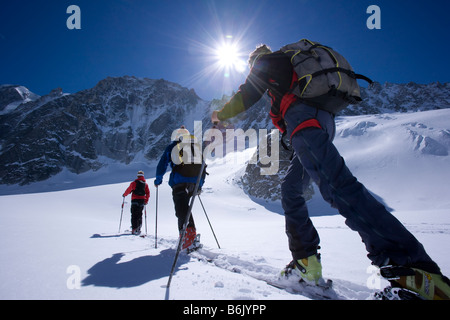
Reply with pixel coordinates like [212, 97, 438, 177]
[310, 67, 373, 84]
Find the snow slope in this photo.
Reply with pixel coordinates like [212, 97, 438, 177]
[0, 109, 449, 300]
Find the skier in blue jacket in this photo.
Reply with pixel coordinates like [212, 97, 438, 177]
[154, 126, 205, 251]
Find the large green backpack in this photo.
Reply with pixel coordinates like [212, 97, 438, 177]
[280, 39, 373, 114]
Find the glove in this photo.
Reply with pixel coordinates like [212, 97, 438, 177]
[154, 177, 162, 186]
[211, 110, 220, 124]
[270, 111, 286, 133]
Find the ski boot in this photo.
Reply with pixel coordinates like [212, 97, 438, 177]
[186, 234, 203, 253]
[181, 226, 202, 252]
[379, 265, 450, 300]
[281, 253, 323, 285]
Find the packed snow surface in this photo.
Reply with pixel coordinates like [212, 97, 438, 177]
[0, 109, 449, 300]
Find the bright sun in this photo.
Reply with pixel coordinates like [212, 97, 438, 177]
[215, 39, 247, 75]
[216, 43, 238, 67]
[181, 31, 250, 95]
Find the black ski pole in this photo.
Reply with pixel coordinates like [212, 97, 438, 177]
[198, 195, 220, 249]
[155, 186, 158, 249]
[166, 159, 206, 290]
[118, 197, 125, 233]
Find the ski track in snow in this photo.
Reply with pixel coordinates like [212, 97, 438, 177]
[188, 247, 373, 300]
[84, 234, 374, 300]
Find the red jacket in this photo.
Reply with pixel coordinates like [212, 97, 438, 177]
[123, 177, 150, 204]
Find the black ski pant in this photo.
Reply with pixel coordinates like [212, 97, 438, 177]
[172, 183, 196, 231]
[130, 199, 145, 230]
[281, 102, 440, 274]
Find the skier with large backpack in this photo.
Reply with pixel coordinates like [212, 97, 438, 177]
[122, 170, 150, 235]
[154, 127, 207, 252]
[211, 39, 450, 300]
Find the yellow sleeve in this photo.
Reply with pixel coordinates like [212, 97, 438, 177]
[217, 91, 245, 121]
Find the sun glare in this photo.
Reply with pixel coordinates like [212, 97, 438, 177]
[173, 2, 264, 98]
[215, 38, 247, 75]
[180, 28, 253, 98]
[216, 43, 238, 67]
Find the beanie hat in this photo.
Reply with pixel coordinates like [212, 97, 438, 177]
[248, 44, 272, 69]
[137, 170, 144, 177]
[172, 125, 190, 141]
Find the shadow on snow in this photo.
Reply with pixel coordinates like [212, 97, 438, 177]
[82, 248, 189, 288]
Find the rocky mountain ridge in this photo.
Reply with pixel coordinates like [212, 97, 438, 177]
[0, 76, 208, 186]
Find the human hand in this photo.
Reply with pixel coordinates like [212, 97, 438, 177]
[211, 110, 220, 124]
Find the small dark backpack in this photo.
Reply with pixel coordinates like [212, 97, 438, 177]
[133, 179, 146, 196]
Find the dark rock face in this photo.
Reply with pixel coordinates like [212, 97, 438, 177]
[0, 76, 206, 185]
[0, 85, 40, 112]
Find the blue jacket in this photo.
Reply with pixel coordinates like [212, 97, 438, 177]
[154, 141, 205, 188]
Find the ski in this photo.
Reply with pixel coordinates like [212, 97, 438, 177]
[189, 248, 339, 300]
[265, 278, 336, 300]
[186, 243, 203, 254]
[91, 231, 148, 238]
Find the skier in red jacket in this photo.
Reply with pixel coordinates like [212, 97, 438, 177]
[123, 170, 150, 235]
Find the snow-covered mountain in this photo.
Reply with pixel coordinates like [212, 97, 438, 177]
[0, 76, 210, 189]
[0, 108, 449, 300]
[0, 77, 449, 197]
[0, 84, 41, 114]
[344, 81, 450, 115]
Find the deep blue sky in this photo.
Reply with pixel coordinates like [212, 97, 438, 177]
[1, 0, 449, 101]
